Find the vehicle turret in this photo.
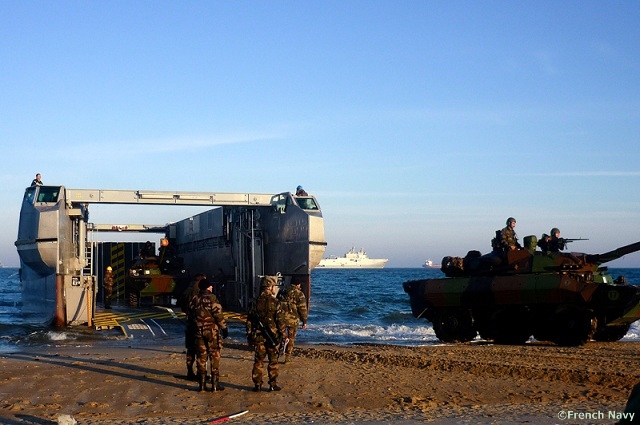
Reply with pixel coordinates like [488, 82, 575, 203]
[404, 237, 640, 346]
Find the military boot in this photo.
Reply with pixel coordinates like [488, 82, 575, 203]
[269, 383, 282, 392]
[187, 364, 196, 380]
[284, 354, 292, 364]
[253, 383, 262, 392]
[197, 373, 207, 392]
[212, 370, 224, 392]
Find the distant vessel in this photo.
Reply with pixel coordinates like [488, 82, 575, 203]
[423, 259, 441, 269]
[317, 247, 388, 269]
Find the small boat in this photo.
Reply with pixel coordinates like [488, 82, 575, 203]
[422, 259, 441, 269]
[317, 247, 388, 269]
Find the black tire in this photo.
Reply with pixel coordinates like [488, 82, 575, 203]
[549, 307, 595, 346]
[432, 308, 477, 343]
[593, 324, 630, 342]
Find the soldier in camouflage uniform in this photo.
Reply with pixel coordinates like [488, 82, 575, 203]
[187, 277, 228, 392]
[181, 273, 207, 380]
[279, 280, 308, 363]
[500, 217, 521, 251]
[246, 275, 286, 392]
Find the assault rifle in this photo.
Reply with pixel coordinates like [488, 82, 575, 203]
[255, 316, 281, 347]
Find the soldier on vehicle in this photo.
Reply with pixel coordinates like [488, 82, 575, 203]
[103, 266, 114, 309]
[181, 273, 208, 380]
[187, 277, 228, 392]
[278, 279, 308, 363]
[538, 228, 566, 252]
[246, 275, 286, 392]
[499, 217, 521, 251]
[295, 185, 308, 196]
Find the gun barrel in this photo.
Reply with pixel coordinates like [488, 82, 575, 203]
[587, 241, 640, 265]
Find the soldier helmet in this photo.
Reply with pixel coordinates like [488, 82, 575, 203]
[198, 278, 212, 290]
[550, 228, 560, 235]
[506, 217, 516, 225]
[296, 185, 303, 190]
[260, 275, 280, 288]
[106, 266, 112, 271]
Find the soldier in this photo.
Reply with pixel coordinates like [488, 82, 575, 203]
[500, 217, 521, 251]
[295, 185, 308, 196]
[31, 173, 43, 187]
[103, 266, 114, 309]
[246, 275, 286, 392]
[279, 280, 308, 363]
[182, 273, 208, 380]
[187, 277, 228, 392]
[538, 228, 566, 252]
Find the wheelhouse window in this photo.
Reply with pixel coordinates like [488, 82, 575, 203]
[24, 187, 36, 204]
[36, 186, 61, 203]
[296, 197, 319, 210]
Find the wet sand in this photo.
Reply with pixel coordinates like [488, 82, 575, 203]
[1, 338, 639, 424]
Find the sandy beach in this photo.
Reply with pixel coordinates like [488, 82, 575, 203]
[2, 335, 640, 425]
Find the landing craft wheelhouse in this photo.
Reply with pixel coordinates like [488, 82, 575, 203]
[15, 185, 326, 326]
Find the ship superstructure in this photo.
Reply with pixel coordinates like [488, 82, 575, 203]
[317, 247, 388, 269]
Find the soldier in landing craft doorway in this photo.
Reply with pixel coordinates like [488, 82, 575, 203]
[246, 275, 286, 392]
[279, 279, 308, 363]
[103, 266, 114, 309]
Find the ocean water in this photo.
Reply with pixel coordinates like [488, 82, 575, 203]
[2, 267, 640, 351]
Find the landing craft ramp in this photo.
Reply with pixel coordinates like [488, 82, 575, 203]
[93, 306, 246, 339]
[15, 186, 326, 327]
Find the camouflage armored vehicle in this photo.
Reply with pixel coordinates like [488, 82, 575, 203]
[403, 236, 640, 346]
[126, 239, 188, 307]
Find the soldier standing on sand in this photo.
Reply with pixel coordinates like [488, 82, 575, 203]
[246, 276, 286, 392]
[103, 266, 114, 309]
[187, 277, 228, 392]
[181, 273, 207, 380]
[279, 280, 308, 363]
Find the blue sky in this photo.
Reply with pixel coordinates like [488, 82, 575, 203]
[1, 1, 640, 267]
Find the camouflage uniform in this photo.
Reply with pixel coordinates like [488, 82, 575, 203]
[279, 283, 308, 363]
[187, 284, 227, 392]
[181, 274, 207, 379]
[246, 276, 286, 392]
[500, 226, 521, 251]
[103, 269, 114, 309]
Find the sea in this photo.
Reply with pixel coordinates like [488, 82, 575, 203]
[2, 267, 640, 352]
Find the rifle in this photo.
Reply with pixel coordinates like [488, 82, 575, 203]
[559, 238, 589, 244]
[255, 316, 280, 347]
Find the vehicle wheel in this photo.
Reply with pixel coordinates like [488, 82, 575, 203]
[432, 308, 477, 343]
[491, 307, 532, 345]
[593, 324, 630, 342]
[472, 310, 493, 341]
[550, 307, 595, 346]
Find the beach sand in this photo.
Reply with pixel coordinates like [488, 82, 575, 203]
[1, 338, 639, 425]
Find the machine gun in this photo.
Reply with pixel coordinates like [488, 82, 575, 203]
[559, 237, 589, 245]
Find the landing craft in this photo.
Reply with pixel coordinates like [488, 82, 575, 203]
[15, 185, 326, 327]
[403, 235, 640, 346]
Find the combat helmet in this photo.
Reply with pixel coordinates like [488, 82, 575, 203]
[260, 275, 280, 288]
[506, 217, 516, 226]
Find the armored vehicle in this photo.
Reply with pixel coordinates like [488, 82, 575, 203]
[403, 236, 640, 346]
[126, 240, 188, 307]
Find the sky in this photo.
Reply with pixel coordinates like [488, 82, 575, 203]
[1, 1, 640, 268]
